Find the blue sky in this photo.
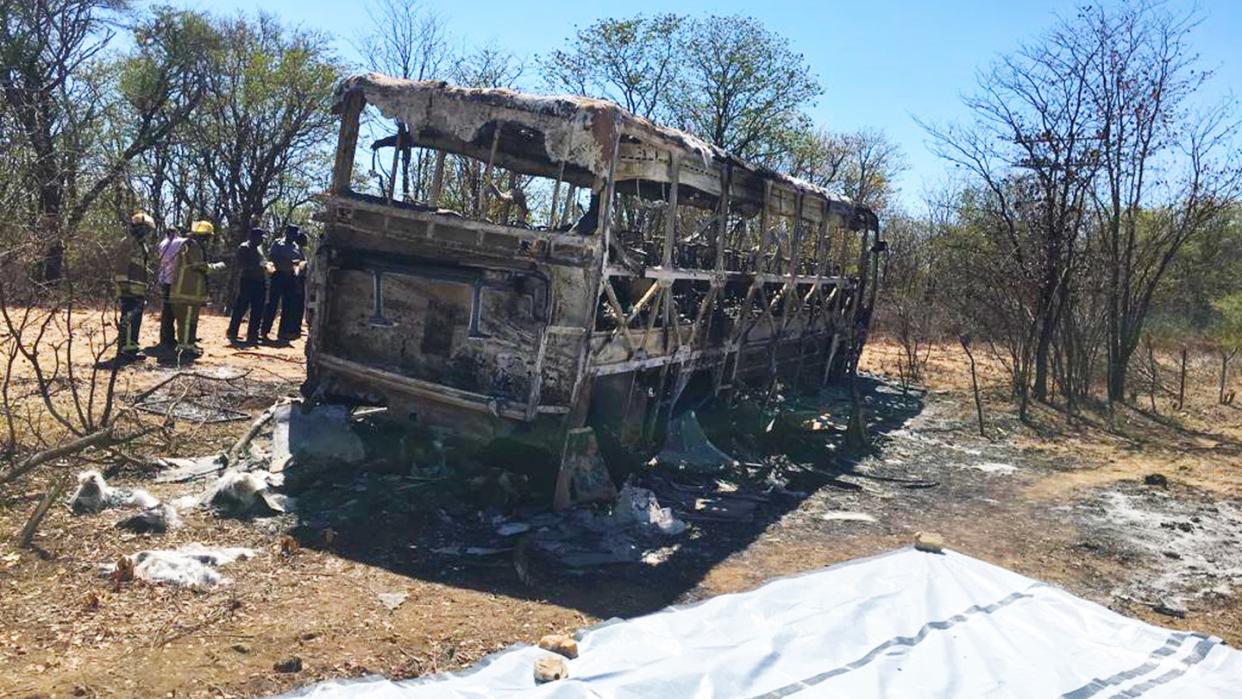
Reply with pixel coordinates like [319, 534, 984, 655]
[163, 0, 1239, 209]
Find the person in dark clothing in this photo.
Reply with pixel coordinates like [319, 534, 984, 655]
[261, 224, 305, 342]
[227, 228, 269, 345]
[282, 229, 309, 339]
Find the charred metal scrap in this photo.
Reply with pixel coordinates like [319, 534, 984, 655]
[305, 73, 882, 504]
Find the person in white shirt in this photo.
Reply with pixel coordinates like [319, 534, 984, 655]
[156, 227, 188, 349]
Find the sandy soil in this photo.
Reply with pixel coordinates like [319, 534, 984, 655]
[1, 315, 1240, 698]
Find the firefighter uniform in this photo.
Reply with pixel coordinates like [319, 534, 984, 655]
[114, 213, 154, 361]
[169, 220, 223, 356]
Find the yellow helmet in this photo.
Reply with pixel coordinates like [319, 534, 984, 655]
[190, 220, 215, 236]
[130, 212, 155, 229]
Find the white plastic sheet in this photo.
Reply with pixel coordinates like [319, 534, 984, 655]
[278, 548, 1242, 698]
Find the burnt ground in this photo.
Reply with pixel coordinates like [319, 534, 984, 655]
[2, 313, 1242, 698]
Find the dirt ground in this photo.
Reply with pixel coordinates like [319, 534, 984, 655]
[2, 309, 1241, 698]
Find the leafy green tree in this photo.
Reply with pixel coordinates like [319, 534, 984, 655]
[542, 14, 683, 120]
[672, 15, 819, 162]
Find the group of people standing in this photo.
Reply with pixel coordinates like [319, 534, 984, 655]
[226, 224, 307, 346]
[111, 212, 308, 364]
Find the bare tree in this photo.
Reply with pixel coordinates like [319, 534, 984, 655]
[1072, 3, 1242, 402]
[0, 1, 216, 280]
[354, 0, 448, 202]
[921, 14, 1099, 406]
[790, 128, 908, 212]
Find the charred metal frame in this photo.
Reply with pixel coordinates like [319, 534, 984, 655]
[306, 74, 881, 477]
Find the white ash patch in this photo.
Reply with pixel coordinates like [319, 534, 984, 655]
[69, 470, 159, 514]
[820, 511, 877, 523]
[101, 544, 256, 589]
[1076, 484, 1242, 605]
[957, 462, 1017, 475]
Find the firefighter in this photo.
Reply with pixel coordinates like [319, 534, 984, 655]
[169, 220, 224, 357]
[113, 212, 155, 363]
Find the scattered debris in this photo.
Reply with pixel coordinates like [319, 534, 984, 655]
[432, 546, 512, 556]
[1152, 600, 1187, 619]
[278, 535, 300, 556]
[612, 483, 687, 536]
[1144, 473, 1169, 488]
[496, 521, 531, 536]
[554, 427, 618, 510]
[538, 634, 578, 659]
[274, 656, 303, 673]
[70, 471, 159, 514]
[820, 511, 876, 523]
[154, 455, 224, 484]
[116, 503, 182, 534]
[961, 461, 1016, 475]
[109, 555, 135, 588]
[283, 402, 365, 466]
[101, 544, 256, 589]
[376, 591, 408, 611]
[655, 411, 739, 473]
[205, 469, 293, 515]
[687, 496, 755, 523]
[533, 654, 568, 683]
[914, 531, 945, 553]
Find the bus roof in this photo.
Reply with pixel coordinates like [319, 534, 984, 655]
[335, 73, 877, 229]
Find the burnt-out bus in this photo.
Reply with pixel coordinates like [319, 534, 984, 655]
[305, 74, 881, 499]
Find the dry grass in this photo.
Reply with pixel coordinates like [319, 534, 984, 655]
[1, 325, 1240, 697]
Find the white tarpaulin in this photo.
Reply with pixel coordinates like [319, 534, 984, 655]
[279, 548, 1242, 698]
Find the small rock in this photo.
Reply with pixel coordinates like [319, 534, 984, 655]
[496, 522, 531, 536]
[274, 656, 303, 673]
[1163, 550, 1182, 560]
[377, 591, 408, 611]
[538, 634, 578, 659]
[1144, 473, 1168, 488]
[1176, 521, 1193, 533]
[231, 643, 250, 654]
[533, 654, 568, 683]
[914, 531, 945, 554]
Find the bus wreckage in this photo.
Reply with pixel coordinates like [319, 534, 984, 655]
[305, 73, 883, 506]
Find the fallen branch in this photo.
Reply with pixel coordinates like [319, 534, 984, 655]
[16, 471, 72, 549]
[224, 401, 286, 466]
[230, 351, 305, 365]
[1, 426, 115, 485]
[130, 369, 251, 405]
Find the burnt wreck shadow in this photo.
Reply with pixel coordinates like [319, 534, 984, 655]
[281, 376, 925, 620]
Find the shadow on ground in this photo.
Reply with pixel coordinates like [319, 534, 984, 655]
[282, 375, 925, 620]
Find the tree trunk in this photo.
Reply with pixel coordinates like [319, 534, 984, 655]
[961, 339, 986, 438]
[1146, 337, 1157, 413]
[1177, 348, 1187, 410]
[1221, 350, 1235, 405]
